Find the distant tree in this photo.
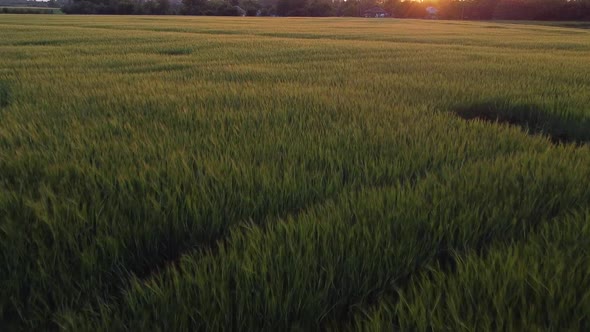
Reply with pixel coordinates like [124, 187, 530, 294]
[493, 0, 533, 20]
[58, 0, 590, 19]
[382, 0, 399, 16]
[337, 0, 358, 16]
[240, 0, 261, 15]
[276, 0, 288, 15]
[156, 0, 171, 13]
[478, 0, 500, 19]
[277, 0, 307, 16]
[306, 0, 333, 16]
[62, 0, 100, 14]
[182, 0, 207, 14]
[144, 0, 171, 14]
[395, 0, 429, 18]
[361, 0, 378, 11]
[115, 0, 139, 14]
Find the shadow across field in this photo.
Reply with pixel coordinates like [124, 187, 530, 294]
[12, 39, 73, 46]
[453, 100, 589, 145]
[0, 80, 10, 108]
[543, 22, 590, 30]
[496, 21, 590, 31]
[158, 48, 193, 56]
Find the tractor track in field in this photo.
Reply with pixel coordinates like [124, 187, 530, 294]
[80, 143, 552, 328]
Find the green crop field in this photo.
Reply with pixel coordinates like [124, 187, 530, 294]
[0, 14, 589, 330]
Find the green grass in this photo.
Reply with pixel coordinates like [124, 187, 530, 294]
[0, 15, 589, 330]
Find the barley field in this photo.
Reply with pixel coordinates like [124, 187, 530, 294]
[0, 15, 589, 330]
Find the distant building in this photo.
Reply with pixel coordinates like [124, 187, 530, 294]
[426, 6, 439, 19]
[363, 6, 390, 18]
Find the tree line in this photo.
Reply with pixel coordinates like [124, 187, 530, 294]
[61, 0, 590, 20]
